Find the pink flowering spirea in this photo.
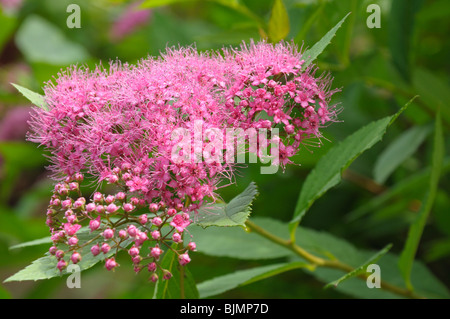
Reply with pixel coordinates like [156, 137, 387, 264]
[29, 40, 339, 280]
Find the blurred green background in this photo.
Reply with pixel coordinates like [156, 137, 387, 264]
[0, 0, 449, 298]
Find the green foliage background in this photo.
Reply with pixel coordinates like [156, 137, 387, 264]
[0, 0, 449, 298]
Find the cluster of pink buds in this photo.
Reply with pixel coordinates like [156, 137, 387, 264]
[46, 172, 196, 281]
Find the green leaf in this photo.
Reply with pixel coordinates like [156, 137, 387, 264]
[197, 262, 312, 298]
[153, 244, 199, 299]
[373, 125, 431, 184]
[388, 0, 422, 81]
[4, 231, 133, 282]
[268, 0, 290, 43]
[15, 15, 90, 65]
[258, 218, 449, 299]
[140, 0, 193, 8]
[290, 98, 416, 234]
[188, 224, 293, 260]
[9, 237, 51, 250]
[195, 182, 258, 228]
[346, 157, 450, 222]
[301, 12, 350, 70]
[11, 83, 47, 110]
[325, 244, 392, 289]
[0, 11, 17, 52]
[398, 111, 444, 290]
[413, 67, 450, 125]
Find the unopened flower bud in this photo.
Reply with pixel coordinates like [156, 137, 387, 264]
[91, 244, 100, 256]
[178, 253, 191, 266]
[149, 203, 159, 213]
[172, 233, 182, 243]
[105, 258, 119, 271]
[127, 225, 138, 237]
[147, 262, 156, 272]
[151, 246, 162, 259]
[101, 243, 111, 254]
[55, 250, 65, 259]
[167, 208, 177, 217]
[139, 214, 148, 225]
[123, 203, 134, 212]
[187, 242, 197, 251]
[68, 236, 79, 246]
[57, 259, 67, 272]
[71, 252, 82, 264]
[103, 228, 114, 240]
[152, 217, 162, 227]
[151, 230, 161, 240]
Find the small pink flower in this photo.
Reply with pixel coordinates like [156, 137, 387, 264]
[64, 223, 81, 236]
[170, 213, 191, 232]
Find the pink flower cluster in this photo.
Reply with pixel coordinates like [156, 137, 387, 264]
[29, 40, 339, 279]
[47, 172, 196, 280]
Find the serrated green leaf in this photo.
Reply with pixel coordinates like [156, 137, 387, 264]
[197, 261, 312, 298]
[11, 83, 47, 110]
[346, 157, 450, 222]
[374, 125, 431, 184]
[301, 13, 350, 70]
[195, 182, 258, 228]
[268, 0, 290, 43]
[9, 237, 51, 250]
[257, 218, 449, 299]
[4, 230, 133, 282]
[398, 111, 444, 290]
[290, 98, 416, 235]
[188, 224, 293, 260]
[153, 243, 199, 299]
[325, 244, 392, 289]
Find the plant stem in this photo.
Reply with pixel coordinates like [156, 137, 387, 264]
[244, 220, 424, 299]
